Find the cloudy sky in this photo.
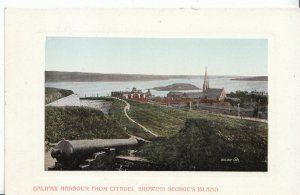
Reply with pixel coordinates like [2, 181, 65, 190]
[46, 37, 267, 76]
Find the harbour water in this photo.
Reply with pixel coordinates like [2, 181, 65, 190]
[45, 77, 268, 97]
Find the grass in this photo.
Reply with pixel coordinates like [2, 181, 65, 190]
[81, 97, 267, 140]
[127, 100, 267, 137]
[45, 87, 74, 104]
[46, 94, 268, 171]
[45, 106, 129, 143]
[141, 118, 268, 171]
[125, 100, 267, 171]
[81, 97, 157, 140]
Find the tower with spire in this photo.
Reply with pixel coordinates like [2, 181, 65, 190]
[202, 67, 209, 92]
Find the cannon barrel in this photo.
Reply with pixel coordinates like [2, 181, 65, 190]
[51, 137, 139, 168]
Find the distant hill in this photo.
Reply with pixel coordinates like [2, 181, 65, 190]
[152, 83, 200, 91]
[231, 76, 268, 81]
[45, 71, 196, 82]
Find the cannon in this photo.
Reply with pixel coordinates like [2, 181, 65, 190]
[49, 137, 139, 170]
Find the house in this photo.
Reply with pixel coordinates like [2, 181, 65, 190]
[201, 67, 226, 102]
[202, 88, 226, 102]
[166, 67, 226, 102]
[182, 92, 203, 99]
[167, 91, 185, 99]
[111, 88, 151, 100]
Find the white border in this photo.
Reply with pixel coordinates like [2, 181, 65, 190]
[1, 1, 299, 194]
[2, 0, 299, 8]
[4, 8, 300, 195]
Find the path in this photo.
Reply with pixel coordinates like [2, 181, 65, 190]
[147, 100, 267, 123]
[110, 97, 159, 137]
[216, 113, 267, 123]
[192, 109, 268, 123]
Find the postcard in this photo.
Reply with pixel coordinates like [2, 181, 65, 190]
[44, 37, 268, 172]
[5, 9, 300, 194]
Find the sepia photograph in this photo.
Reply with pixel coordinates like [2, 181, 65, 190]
[44, 37, 268, 171]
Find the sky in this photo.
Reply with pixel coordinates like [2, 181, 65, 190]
[45, 37, 268, 76]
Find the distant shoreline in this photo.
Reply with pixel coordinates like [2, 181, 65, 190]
[46, 71, 259, 82]
[45, 71, 198, 82]
[230, 76, 268, 81]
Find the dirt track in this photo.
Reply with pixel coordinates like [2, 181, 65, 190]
[110, 97, 158, 137]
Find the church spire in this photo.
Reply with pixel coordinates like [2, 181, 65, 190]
[203, 67, 209, 92]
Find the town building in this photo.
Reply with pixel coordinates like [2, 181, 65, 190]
[167, 91, 187, 99]
[111, 88, 152, 100]
[202, 67, 226, 102]
[167, 67, 226, 102]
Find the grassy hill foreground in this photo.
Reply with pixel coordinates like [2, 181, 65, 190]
[127, 100, 267, 137]
[45, 106, 129, 143]
[45, 93, 267, 171]
[141, 118, 267, 171]
[81, 97, 158, 140]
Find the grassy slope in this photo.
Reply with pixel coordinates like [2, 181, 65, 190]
[127, 100, 267, 137]
[46, 95, 267, 170]
[89, 98, 266, 139]
[127, 100, 267, 171]
[141, 118, 268, 171]
[45, 87, 74, 104]
[106, 98, 156, 140]
[80, 97, 156, 140]
[45, 106, 129, 143]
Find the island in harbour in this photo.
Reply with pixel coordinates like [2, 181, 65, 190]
[152, 83, 200, 91]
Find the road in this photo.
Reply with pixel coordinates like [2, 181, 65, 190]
[192, 109, 268, 123]
[217, 113, 267, 123]
[148, 100, 267, 123]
